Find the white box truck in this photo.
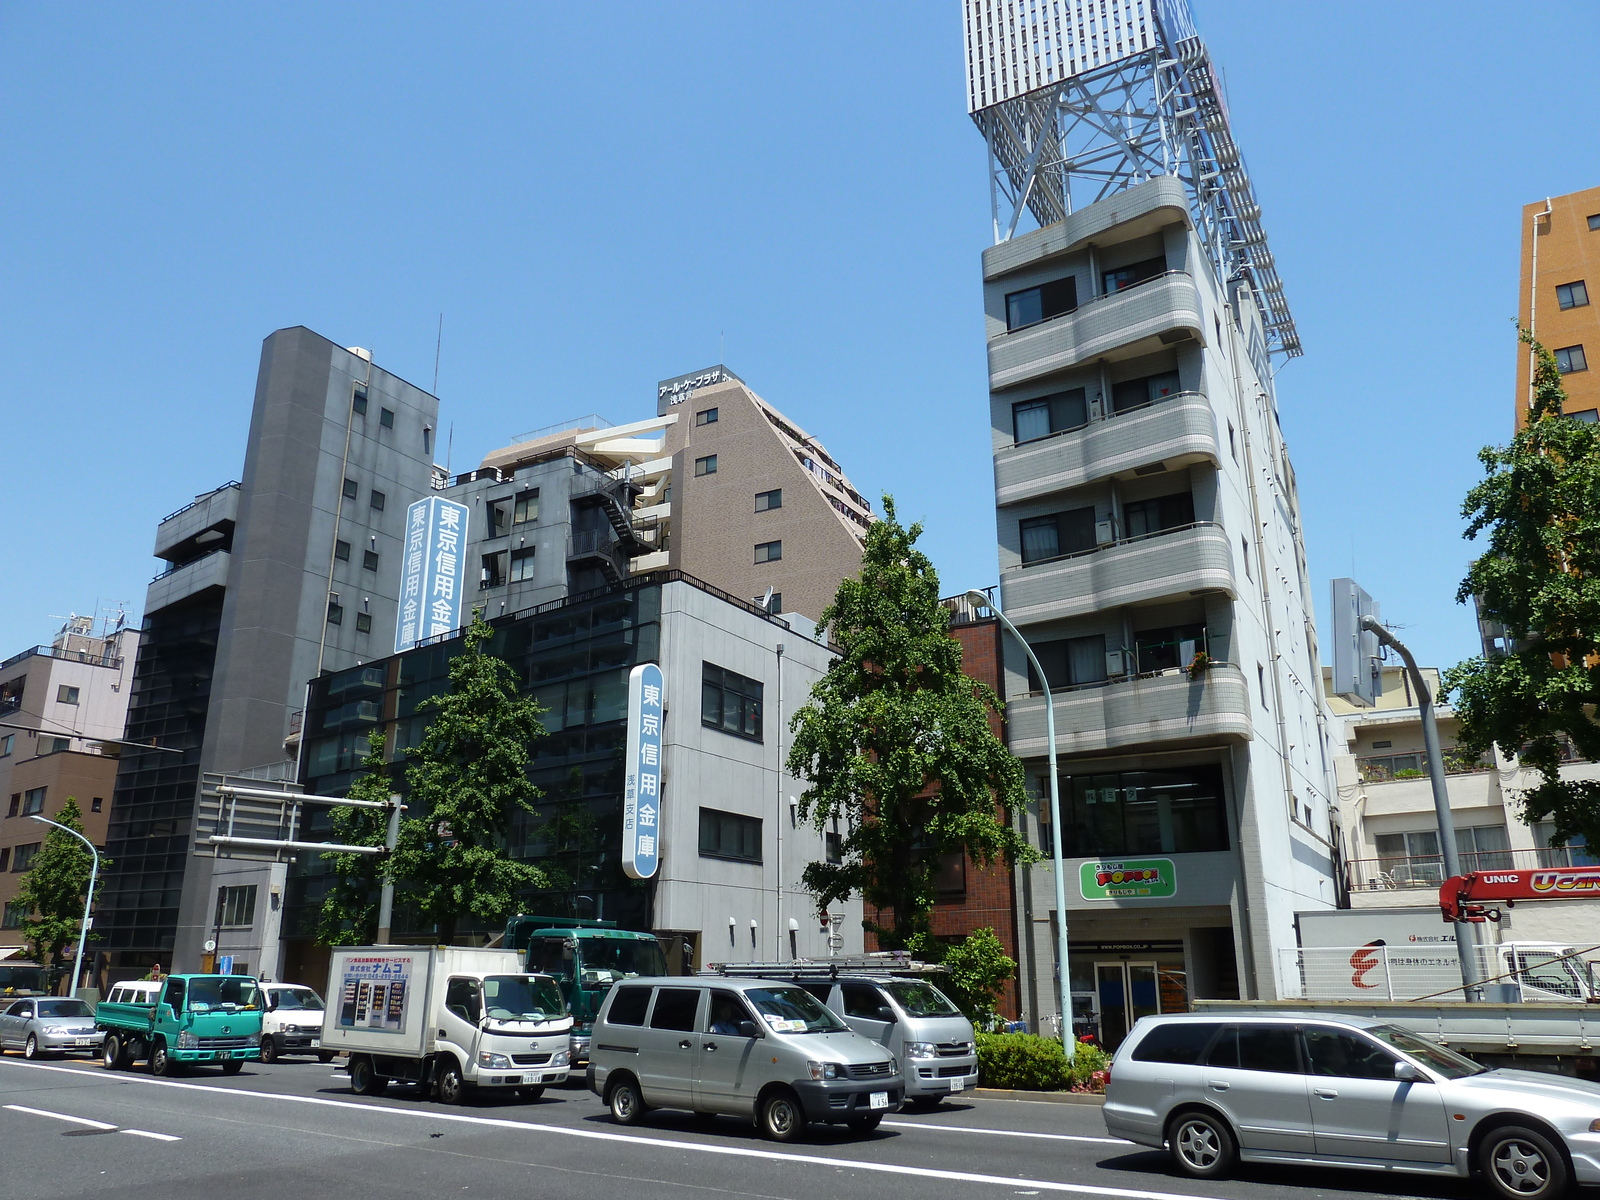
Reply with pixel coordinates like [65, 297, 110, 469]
[322, 946, 572, 1103]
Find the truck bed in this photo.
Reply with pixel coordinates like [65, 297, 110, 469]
[95, 1001, 156, 1033]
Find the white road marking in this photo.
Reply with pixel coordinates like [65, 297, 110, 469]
[0, 1061, 1212, 1200]
[122, 1129, 183, 1142]
[4, 1101, 181, 1142]
[883, 1120, 1123, 1145]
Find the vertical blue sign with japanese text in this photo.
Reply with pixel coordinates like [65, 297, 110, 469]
[622, 662, 664, 880]
[394, 496, 471, 653]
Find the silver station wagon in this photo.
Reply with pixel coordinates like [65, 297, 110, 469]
[1104, 1012, 1600, 1200]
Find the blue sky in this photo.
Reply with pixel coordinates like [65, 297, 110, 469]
[3, 2, 1598, 676]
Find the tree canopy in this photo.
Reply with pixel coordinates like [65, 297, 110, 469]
[316, 730, 394, 947]
[14, 798, 102, 987]
[786, 496, 1036, 948]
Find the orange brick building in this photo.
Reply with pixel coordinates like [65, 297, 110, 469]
[1518, 186, 1600, 427]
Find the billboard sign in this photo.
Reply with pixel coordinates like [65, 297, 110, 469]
[395, 497, 471, 653]
[621, 662, 664, 880]
[1330, 578, 1382, 707]
[334, 952, 416, 1034]
[1080, 858, 1177, 901]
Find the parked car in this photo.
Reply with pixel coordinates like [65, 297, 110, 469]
[261, 983, 333, 1063]
[588, 976, 903, 1141]
[1, 997, 101, 1058]
[1104, 1011, 1600, 1200]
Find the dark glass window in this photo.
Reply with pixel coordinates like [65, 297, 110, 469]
[1013, 389, 1088, 442]
[1052, 765, 1229, 857]
[379, 407, 395, 429]
[842, 983, 891, 1020]
[1102, 255, 1167, 294]
[1111, 371, 1182, 414]
[606, 985, 651, 1026]
[1122, 492, 1194, 538]
[695, 455, 718, 476]
[1026, 635, 1107, 690]
[755, 489, 782, 512]
[696, 408, 718, 426]
[649, 987, 702, 1031]
[1133, 1022, 1221, 1065]
[1557, 281, 1590, 310]
[445, 977, 482, 1023]
[1589, 214, 1600, 232]
[1556, 345, 1589, 374]
[1205, 1025, 1302, 1074]
[754, 541, 781, 563]
[342, 478, 358, 501]
[352, 385, 368, 415]
[510, 547, 536, 582]
[1005, 276, 1077, 330]
[326, 599, 343, 626]
[702, 663, 763, 741]
[700, 807, 762, 862]
[1134, 623, 1208, 673]
[1304, 1028, 1398, 1080]
[355, 612, 372, 634]
[218, 885, 256, 927]
[514, 489, 540, 524]
[825, 830, 843, 863]
[369, 490, 386, 511]
[362, 549, 379, 571]
[487, 501, 509, 538]
[1020, 506, 1096, 564]
[334, 539, 351, 562]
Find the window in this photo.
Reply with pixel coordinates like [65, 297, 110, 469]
[342, 478, 358, 500]
[762, 592, 782, 615]
[444, 977, 482, 1024]
[754, 540, 781, 563]
[702, 663, 763, 741]
[1, 902, 22, 927]
[513, 489, 540, 525]
[606, 986, 651, 1026]
[1227, 421, 1237, 462]
[363, 549, 379, 571]
[1012, 388, 1088, 442]
[334, 539, 351, 562]
[1111, 371, 1182, 414]
[1132, 1022, 1221, 1064]
[1241, 536, 1252, 580]
[355, 612, 372, 634]
[1555, 345, 1588, 374]
[379, 407, 395, 429]
[1257, 664, 1268, 708]
[487, 500, 510, 538]
[649, 987, 702, 1031]
[0, 677, 23, 714]
[1026, 635, 1107, 690]
[57, 685, 80, 704]
[22, 787, 45, 816]
[1557, 281, 1590, 310]
[48, 737, 69, 754]
[1123, 491, 1194, 538]
[12, 842, 40, 872]
[218, 884, 257, 928]
[1304, 1028, 1396, 1080]
[369, 489, 386, 511]
[695, 454, 718, 476]
[91, 797, 103, 813]
[842, 983, 892, 1020]
[1020, 506, 1096, 564]
[0, 848, 7, 871]
[1050, 765, 1229, 856]
[6, 793, 17, 817]
[696, 407, 718, 426]
[825, 828, 843, 864]
[1005, 276, 1077, 330]
[510, 547, 536, 582]
[0, 734, 11, 757]
[700, 807, 762, 862]
[707, 991, 754, 1036]
[1133, 623, 1207, 673]
[327, 597, 343, 626]
[352, 384, 368, 415]
[755, 489, 782, 512]
[481, 552, 506, 589]
[1206, 1024, 1302, 1073]
[1103, 255, 1167, 294]
[1590, 214, 1600, 232]
[1568, 409, 1600, 424]
[423, 426, 432, 456]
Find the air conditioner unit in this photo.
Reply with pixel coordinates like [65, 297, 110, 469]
[1095, 520, 1114, 545]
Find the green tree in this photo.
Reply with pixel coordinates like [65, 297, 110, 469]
[317, 731, 395, 946]
[388, 613, 551, 943]
[909, 927, 1016, 1028]
[14, 798, 104, 989]
[786, 497, 1037, 949]
[1445, 331, 1600, 850]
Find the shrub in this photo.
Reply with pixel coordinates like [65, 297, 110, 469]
[976, 1032, 1113, 1092]
[1068, 1041, 1111, 1093]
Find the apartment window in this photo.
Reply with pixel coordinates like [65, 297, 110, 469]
[754, 540, 781, 563]
[13, 842, 40, 872]
[1557, 281, 1590, 310]
[1049, 765, 1229, 856]
[1026, 634, 1108, 690]
[487, 500, 510, 538]
[1020, 506, 1096, 564]
[510, 547, 536, 582]
[702, 662, 763, 742]
[48, 738, 69, 753]
[0, 677, 23, 713]
[699, 807, 762, 863]
[1227, 421, 1237, 462]
[1123, 491, 1195, 538]
[6, 793, 17, 817]
[0, 848, 7, 871]
[0, 734, 11, 757]
[352, 385, 368, 415]
[696, 407, 719, 426]
[334, 539, 351, 562]
[1, 901, 22, 926]
[1012, 388, 1088, 443]
[1590, 214, 1600, 232]
[57, 685, 80, 705]
[481, 551, 506, 588]
[1102, 255, 1167, 294]
[218, 884, 257, 928]
[825, 829, 843, 864]
[1241, 536, 1252, 580]
[1005, 276, 1077, 330]
[327, 596, 344, 625]
[379, 407, 395, 429]
[1258, 664, 1268, 708]
[695, 454, 718, 476]
[91, 797, 103, 813]
[1569, 409, 1600, 424]
[342, 478, 358, 500]
[363, 549, 379, 571]
[22, 787, 45, 816]
[370, 489, 386, 511]
[1111, 371, 1182, 414]
[755, 489, 782, 512]
[1134, 623, 1208, 673]
[1555, 345, 1588, 374]
[762, 592, 782, 615]
[355, 612, 372, 634]
[513, 489, 540, 525]
[423, 426, 431, 456]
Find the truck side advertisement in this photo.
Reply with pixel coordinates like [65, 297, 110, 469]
[335, 953, 416, 1034]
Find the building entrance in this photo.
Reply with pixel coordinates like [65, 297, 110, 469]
[1094, 960, 1159, 1049]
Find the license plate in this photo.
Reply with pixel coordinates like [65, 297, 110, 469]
[869, 1091, 889, 1110]
[949, 1077, 965, 1092]
[74, 1039, 96, 1047]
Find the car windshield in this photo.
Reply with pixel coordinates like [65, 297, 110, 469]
[885, 980, 960, 1018]
[37, 1000, 93, 1018]
[187, 977, 260, 1012]
[1365, 1024, 1486, 1079]
[745, 986, 849, 1034]
[482, 975, 566, 1021]
[0, 965, 45, 994]
[578, 939, 667, 988]
[271, 988, 325, 1011]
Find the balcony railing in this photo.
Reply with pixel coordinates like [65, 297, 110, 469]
[0, 644, 125, 672]
[1008, 519, 1220, 574]
[1346, 846, 1597, 892]
[159, 481, 239, 525]
[1356, 749, 1494, 783]
[997, 268, 1192, 338]
[153, 546, 226, 582]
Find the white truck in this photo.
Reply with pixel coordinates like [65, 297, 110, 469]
[321, 946, 572, 1103]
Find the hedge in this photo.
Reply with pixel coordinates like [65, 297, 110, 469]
[975, 1032, 1111, 1092]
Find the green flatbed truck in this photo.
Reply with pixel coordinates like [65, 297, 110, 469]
[97, 973, 264, 1075]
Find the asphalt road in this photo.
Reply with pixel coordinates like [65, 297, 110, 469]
[0, 1052, 1489, 1200]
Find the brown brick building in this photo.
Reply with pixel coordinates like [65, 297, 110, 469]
[1519, 185, 1600, 427]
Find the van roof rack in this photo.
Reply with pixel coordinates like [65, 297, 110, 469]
[702, 956, 945, 979]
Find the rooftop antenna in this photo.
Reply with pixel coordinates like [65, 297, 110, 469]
[433, 312, 444, 395]
[445, 423, 454, 476]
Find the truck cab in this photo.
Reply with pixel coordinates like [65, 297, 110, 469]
[98, 973, 263, 1075]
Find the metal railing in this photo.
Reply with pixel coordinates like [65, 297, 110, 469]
[1279, 944, 1598, 1003]
[159, 481, 239, 526]
[1026, 658, 1240, 700]
[0, 644, 125, 672]
[1356, 749, 1493, 783]
[508, 414, 615, 445]
[1009, 519, 1220, 573]
[152, 547, 225, 582]
[1345, 846, 1596, 892]
[1008, 388, 1206, 450]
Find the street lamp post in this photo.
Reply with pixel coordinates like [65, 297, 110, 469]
[966, 590, 1074, 1062]
[28, 815, 99, 999]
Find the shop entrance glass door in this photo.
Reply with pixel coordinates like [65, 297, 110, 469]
[1094, 961, 1159, 1049]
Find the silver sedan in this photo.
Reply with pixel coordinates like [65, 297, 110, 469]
[1104, 1011, 1600, 1200]
[0, 997, 102, 1057]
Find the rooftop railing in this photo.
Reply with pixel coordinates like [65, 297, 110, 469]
[1345, 846, 1596, 892]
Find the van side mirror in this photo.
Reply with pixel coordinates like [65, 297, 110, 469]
[738, 1021, 760, 1039]
[1394, 1061, 1425, 1082]
[875, 1006, 896, 1023]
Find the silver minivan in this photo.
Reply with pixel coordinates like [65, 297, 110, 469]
[587, 976, 904, 1141]
[1105, 1011, 1600, 1200]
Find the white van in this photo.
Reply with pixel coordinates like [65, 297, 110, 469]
[104, 981, 162, 1006]
[261, 984, 332, 1063]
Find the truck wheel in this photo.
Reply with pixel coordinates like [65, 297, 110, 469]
[318, 1050, 336, 1064]
[259, 1036, 278, 1064]
[759, 1088, 807, 1143]
[149, 1041, 180, 1077]
[437, 1059, 469, 1105]
[1480, 1125, 1570, 1200]
[607, 1076, 648, 1125]
[1167, 1109, 1236, 1180]
[516, 1086, 545, 1101]
[349, 1056, 387, 1096]
[221, 1059, 245, 1075]
[102, 1034, 123, 1071]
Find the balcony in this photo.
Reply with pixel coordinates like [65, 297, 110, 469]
[1007, 663, 1253, 759]
[988, 271, 1204, 393]
[1347, 846, 1597, 894]
[999, 522, 1235, 626]
[154, 482, 239, 560]
[995, 392, 1219, 506]
[145, 548, 230, 611]
[1357, 749, 1493, 784]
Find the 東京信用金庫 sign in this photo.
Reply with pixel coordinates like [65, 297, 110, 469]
[1080, 858, 1177, 901]
[394, 497, 471, 653]
[621, 662, 664, 880]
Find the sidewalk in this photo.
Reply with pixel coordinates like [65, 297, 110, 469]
[969, 1087, 1105, 1105]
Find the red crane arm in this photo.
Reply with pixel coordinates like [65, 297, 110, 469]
[1440, 865, 1600, 922]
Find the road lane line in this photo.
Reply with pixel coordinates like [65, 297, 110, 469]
[121, 1129, 183, 1142]
[0, 1060, 1214, 1200]
[5, 1103, 116, 1130]
[882, 1120, 1122, 1145]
